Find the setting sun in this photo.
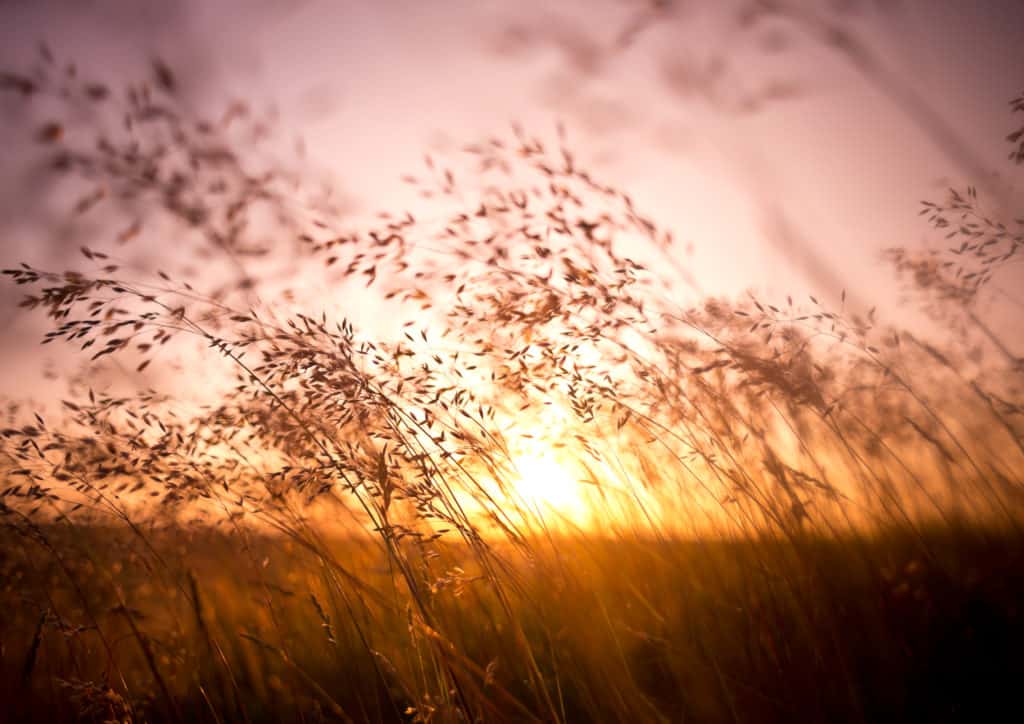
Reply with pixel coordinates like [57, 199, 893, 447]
[510, 452, 589, 523]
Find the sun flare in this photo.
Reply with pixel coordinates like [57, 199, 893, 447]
[509, 452, 589, 523]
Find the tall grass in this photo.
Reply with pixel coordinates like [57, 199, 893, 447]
[1, 55, 1022, 722]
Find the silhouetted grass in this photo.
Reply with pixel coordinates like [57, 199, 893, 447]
[1, 53, 1022, 722]
[1, 524, 1022, 723]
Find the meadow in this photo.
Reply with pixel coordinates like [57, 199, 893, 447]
[0, 54, 1022, 722]
[2, 524, 1022, 723]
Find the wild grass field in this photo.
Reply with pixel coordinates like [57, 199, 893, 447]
[0, 51, 1023, 723]
[2, 525, 1023, 723]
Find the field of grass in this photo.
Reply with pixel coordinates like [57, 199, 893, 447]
[1, 55, 1023, 722]
[2, 523, 1022, 723]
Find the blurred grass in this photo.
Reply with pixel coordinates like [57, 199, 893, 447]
[1, 53, 1022, 724]
[1, 522, 1021, 723]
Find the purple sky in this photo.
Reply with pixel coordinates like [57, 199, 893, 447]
[1, 0, 1021, 402]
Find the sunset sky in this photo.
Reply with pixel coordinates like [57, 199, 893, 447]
[1, 0, 1021, 402]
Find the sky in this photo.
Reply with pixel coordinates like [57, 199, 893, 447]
[0, 0, 1021, 404]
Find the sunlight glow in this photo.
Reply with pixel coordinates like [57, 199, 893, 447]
[510, 451, 590, 524]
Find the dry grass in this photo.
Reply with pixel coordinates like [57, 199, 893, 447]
[1, 53, 1022, 722]
[2, 524, 1022, 723]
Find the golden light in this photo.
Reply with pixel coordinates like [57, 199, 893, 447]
[508, 451, 590, 525]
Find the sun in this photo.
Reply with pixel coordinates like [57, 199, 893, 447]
[510, 451, 590, 523]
